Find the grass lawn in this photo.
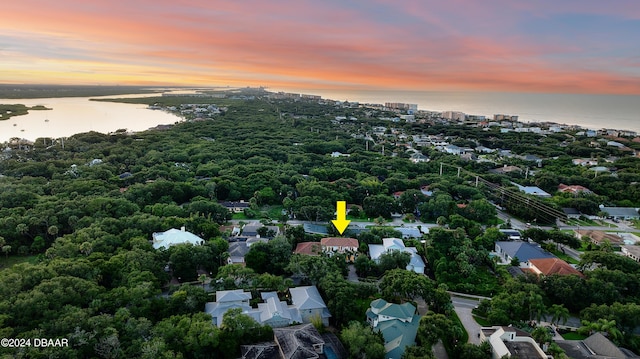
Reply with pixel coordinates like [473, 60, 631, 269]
[263, 205, 284, 219]
[473, 315, 491, 326]
[231, 212, 248, 220]
[561, 332, 587, 340]
[0, 255, 40, 270]
[447, 311, 469, 353]
[550, 249, 579, 264]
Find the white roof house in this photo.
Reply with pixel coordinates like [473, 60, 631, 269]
[290, 286, 332, 326]
[152, 227, 204, 250]
[204, 286, 329, 328]
[369, 238, 425, 274]
[205, 290, 261, 327]
[257, 292, 303, 327]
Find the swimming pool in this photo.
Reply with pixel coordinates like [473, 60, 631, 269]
[324, 346, 338, 359]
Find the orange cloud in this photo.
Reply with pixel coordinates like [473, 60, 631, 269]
[1, 0, 639, 94]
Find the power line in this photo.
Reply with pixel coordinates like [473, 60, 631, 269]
[438, 162, 567, 222]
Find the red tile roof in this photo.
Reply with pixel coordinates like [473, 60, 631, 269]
[320, 237, 359, 248]
[529, 258, 584, 277]
[558, 183, 592, 194]
[576, 230, 623, 245]
[294, 242, 321, 256]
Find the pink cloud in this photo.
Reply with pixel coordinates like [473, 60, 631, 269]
[1, 0, 639, 94]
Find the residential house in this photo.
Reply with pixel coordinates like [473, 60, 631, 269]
[241, 323, 346, 359]
[205, 286, 330, 327]
[294, 242, 322, 256]
[151, 227, 204, 250]
[601, 207, 640, 220]
[205, 289, 258, 327]
[220, 201, 250, 213]
[621, 245, 640, 263]
[608, 140, 625, 148]
[444, 144, 464, 155]
[366, 299, 420, 359]
[420, 186, 433, 196]
[257, 292, 302, 328]
[590, 166, 611, 175]
[511, 182, 552, 198]
[369, 238, 426, 274]
[572, 158, 598, 167]
[273, 324, 326, 359]
[498, 229, 522, 240]
[562, 208, 582, 219]
[556, 332, 640, 359]
[521, 154, 543, 164]
[330, 151, 350, 158]
[409, 152, 429, 163]
[290, 286, 331, 326]
[240, 343, 280, 359]
[227, 238, 249, 264]
[475, 146, 496, 154]
[242, 224, 280, 238]
[558, 184, 594, 195]
[480, 326, 546, 359]
[494, 241, 555, 266]
[395, 227, 422, 239]
[575, 229, 624, 247]
[527, 258, 583, 277]
[489, 165, 522, 175]
[241, 224, 262, 237]
[320, 237, 358, 260]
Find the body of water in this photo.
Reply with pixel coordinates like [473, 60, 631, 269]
[278, 88, 640, 134]
[0, 94, 182, 142]
[2, 89, 639, 143]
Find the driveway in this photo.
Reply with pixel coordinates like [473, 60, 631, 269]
[451, 295, 483, 344]
[347, 264, 359, 282]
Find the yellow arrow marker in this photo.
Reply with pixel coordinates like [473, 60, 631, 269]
[331, 201, 351, 235]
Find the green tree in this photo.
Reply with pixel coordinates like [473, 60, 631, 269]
[340, 321, 385, 359]
[379, 269, 434, 302]
[363, 194, 397, 219]
[531, 326, 552, 346]
[378, 250, 411, 272]
[579, 318, 623, 343]
[549, 304, 570, 326]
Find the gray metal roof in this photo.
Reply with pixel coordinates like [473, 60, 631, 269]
[496, 241, 555, 262]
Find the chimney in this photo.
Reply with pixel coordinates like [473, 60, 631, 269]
[181, 226, 186, 232]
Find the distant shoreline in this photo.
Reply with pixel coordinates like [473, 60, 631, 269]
[0, 84, 165, 99]
[0, 104, 52, 121]
[1, 86, 638, 136]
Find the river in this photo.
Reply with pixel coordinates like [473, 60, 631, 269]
[0, 94, 182, 142]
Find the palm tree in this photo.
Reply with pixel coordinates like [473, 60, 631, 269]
[528, 291, 545, 322]
[579, 318, 623, 343]
[549, 304, 570, 326]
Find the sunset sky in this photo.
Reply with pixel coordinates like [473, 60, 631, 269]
[1, 0, 639, 94]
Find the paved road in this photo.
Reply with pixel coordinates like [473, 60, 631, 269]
[557, 243, 582, 261]
[346, 264, 359, 283]
[432, 340, 449, 359]
[451, 295, 483, 345]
